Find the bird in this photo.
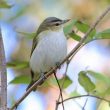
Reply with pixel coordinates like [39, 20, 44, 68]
[27, 17, 70, 90]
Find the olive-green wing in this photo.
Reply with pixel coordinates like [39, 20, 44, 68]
[30, 36, 38, 56]
[30, 23, 44, 56]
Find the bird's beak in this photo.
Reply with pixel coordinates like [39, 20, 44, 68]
[62, 19, 71, 24]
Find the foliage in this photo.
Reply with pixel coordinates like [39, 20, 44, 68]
[7, 61, 29, 69]
[10, 75, 31, 84]
[78, 71, 95, 92]
[7, 19, 110, 92]
[0, 0, 12, 9]
[2, 2, 110, 109]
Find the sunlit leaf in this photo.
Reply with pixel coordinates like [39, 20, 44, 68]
[76, 21, 90, 33]
[70, 90, 81, 97]
[76, 21, 96, 39]
[10, 75, 31, 84]
[48, 75, 72, 89]
[78, 71, 95, 92]
[85, 28, 110, 43]
[59, 76, 72, 89]
[7, 61, 29, 69]
[0, 0, 12, 9]
[64, 19, 77, 35]
[64, 20, 96, 43]
[87, 70, 110, 85]
[68, 32, 81, 41]
[94, 29, 110, 40]
[103, 87, 110, 96]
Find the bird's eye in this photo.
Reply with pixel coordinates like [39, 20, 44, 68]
[55, 23, 60, 26]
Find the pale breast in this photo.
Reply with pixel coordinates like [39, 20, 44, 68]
[30, 29, 67, 74]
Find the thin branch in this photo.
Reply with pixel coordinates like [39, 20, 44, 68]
[0, 28, 7, 109]
[58, 94, 110, 104]
[53, 72, 65, 110]
[56, 60, 70, 110]
[10, 6, 110, 110]
[82, 98, 88, 110]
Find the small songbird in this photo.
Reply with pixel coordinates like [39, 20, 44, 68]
[27, 17, 70, 90]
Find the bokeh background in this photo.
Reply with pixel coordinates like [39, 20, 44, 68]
[1, 0, 110, 110]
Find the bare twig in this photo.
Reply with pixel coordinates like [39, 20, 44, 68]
[0, 29, 7, 109]
[58, 94, 110, 104]
[82, 98, 88, 110]
[53, 72, 65, 110]
[56, 60, 70, 110]
[10, 6, 110, 110]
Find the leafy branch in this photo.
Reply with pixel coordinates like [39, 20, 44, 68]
[10, 5, 110, 110]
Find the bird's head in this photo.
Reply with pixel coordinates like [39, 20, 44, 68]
[37, 17, 70, 34]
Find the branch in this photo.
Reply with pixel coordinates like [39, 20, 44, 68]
[58, 94, 110, 104]
[82, 97, 88, 110]
[56, 60, 70, 110]
[0, 28, 7, 109]
[53, 72, 65, 110]
[10, 6, 110, 110]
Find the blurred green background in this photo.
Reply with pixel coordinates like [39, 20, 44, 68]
[1, 0, 110, 110]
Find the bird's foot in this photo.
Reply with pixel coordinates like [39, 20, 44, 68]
[56, 62, 61, 69]
[41, 72, 47, 81]
[26, 80, 35, 91]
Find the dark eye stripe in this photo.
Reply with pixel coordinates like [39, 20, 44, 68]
[51, 21, 61, 26]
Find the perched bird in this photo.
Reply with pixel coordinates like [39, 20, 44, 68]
[27, 17, 70, 90]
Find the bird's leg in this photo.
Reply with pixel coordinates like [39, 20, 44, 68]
[26, 79, 35, 91]
[41, 72, 47, 80]
[26, 70, 35, 91]
[37, 72, 47, 86]
[53, 71, 65, 110]
[56, 62, 61, 69]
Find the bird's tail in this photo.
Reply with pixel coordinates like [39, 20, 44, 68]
[26, 70, 47, 91]
[26, 70, 37, 91]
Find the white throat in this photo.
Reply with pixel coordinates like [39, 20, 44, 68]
[38, 27, 64, 41]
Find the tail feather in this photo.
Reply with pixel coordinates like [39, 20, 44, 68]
[26, 70, 37, 91]
[26, 70, 47, 91]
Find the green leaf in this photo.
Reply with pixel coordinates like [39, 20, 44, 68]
[70, 90, 81, 97]
[63, 20, 97, 43]
[64, 19, 77, 35]
[103, 87, 110, 96]
[78, 71, 95, 92]
[75, 21, 96, 43]
[68, 32, 81, 41]
[10, 75, 31, 84]
[7, 61, 29, 69]
[59, 76, 72, 89]
[87, 70, 110, 85]
[94, 29, 110, 39]
[17, 31, 36, 39]
[48, 75, 72, 89]
[76, 21, 90, 33]
[0, 0, 12, 9]
[85, 28, 110, 43]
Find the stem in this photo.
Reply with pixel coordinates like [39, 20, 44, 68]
[58, 94, 110, 104]
[53, 72, 65, 110]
